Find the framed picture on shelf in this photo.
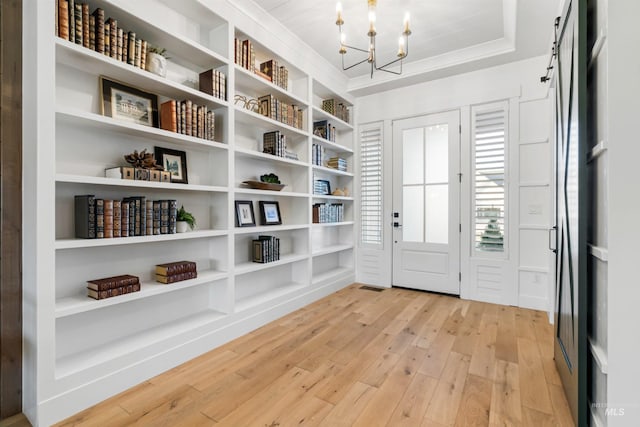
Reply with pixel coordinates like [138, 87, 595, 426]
[100, 76, 159, 127]
[154, 147, 188, 184]
[258, 201, 282, 225]
[314, 179, 331, 195]
[235, 200, 256, 227]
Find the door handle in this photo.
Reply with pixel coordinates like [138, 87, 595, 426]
[549, 226, 557, 253]
[393, 222, 402, 228]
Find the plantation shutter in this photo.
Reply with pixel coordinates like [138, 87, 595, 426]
[472, 103, 508, 252]
[360, 123, 383, 245]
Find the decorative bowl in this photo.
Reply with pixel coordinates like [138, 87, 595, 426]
[242, 180, 286, 191]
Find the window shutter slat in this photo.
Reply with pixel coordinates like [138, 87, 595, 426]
[360, 124, 383, 245]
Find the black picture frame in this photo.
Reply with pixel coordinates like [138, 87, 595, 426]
[235, 200, 256, 227]
[259, 201, 282, 225]
[154, 146, 188, 184]
[100, 76, 159, 127]
[314, 179, 331, 195]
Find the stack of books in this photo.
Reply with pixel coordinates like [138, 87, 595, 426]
[313, 203, 344, 223]
[252, 236, 280, 263]
[259, 60, 289, 90]
[56, 4, 151, 72]
[258, 94, 304, 130]
[160, 99, 216, 141]
[311, 143, 326, 166]
[75, 195, 177, 239]
[234, 38, 256, 72]
[155, 261, 197, 284]
[87, 274, 140, 300]
[327, 157, 347, 172]
[198, 68, 227, 101]
[322, 99, 350, 124]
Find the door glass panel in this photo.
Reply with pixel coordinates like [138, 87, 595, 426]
[403, 186, 424, 242]
[425, 124, 448, 184]
[403, 128, 424, 185]
[425, 184, 448, 244]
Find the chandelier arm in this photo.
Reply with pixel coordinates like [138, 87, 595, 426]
[343, 44, 370, 53]
[342, 54, 372, 71]
[375, 57, 403, 72]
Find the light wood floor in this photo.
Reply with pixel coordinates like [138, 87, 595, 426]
[54, 284, 574, 426]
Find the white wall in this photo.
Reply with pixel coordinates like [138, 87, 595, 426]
[355, 55, 554, 311]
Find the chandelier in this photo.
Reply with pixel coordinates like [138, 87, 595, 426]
[335, 0, 411, 78]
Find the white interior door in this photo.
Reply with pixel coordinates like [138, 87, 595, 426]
[392, 111, 460, 294]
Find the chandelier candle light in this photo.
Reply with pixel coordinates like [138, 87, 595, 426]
[336, 0, 411, 77]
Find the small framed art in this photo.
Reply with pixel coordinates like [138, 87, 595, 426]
[100, 77, 159, 127]
[313, 179, 331, 195]
[258, 201, 282, 225]
[235, 200, 256, 227]
[154, 147, 188, 184]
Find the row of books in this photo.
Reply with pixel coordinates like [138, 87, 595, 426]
[234, 38, 256, 73]
[321, 99, 350, 124]
[263, 131, 298, 160]
[327, 157, 348, 172]
[56, 3, 150, 72]
[312, 143, 328, 166]
[155, 260, 197, 284]
[313, 120, 337, 142]
[252, 236, 280, 263]
[87, 274, 140, 300]
[75, 195, 178, 239]
[160, 100, 215, 140]
[313, 203, 345, 224]
[258, 94, 304, 130]
[258, 59, 289, 91]
[199, 69, 227, 101]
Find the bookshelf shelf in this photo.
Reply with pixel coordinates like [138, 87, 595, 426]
[56, 174, 228, 193]
[56, 108, 229, 151]
[312, 266, 353, 286]
[55, 308, 227, 379]
[56, 40, 228, 109]
[55, 270, 228, 318]
[234, 253, 309, 276]
[235, 65, 308, 107]
[234, 187, 309, 198]
[312, 221, 355, 228]
[55, 229, 227, 250]
[312, 165, 354, 177]
[233, 224, 309, 235]
[234, 106, 308, 138]
[234, 147, 307, 168]
[312, 106, 353, 131]
[312, 135, 354, 154]
[312, 194, 354, 202]
[86, 0, 229, 68]
[312, 243, 354, 257]
[234, 281, 307, 313]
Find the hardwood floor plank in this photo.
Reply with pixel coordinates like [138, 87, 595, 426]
[517, 337, 554, 415]
[54, 284, 572, 427]
[495, 306, 519, 363]
[454, 374, 493, 426]
[489, 360, 522, 425]
[386, 373, 438, 427]
[320, 381, 377, 426]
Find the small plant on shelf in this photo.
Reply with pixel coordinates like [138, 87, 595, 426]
[146, 46, 169, 77]
[260, 173, 281, 184]
[176, 205, 196, 233]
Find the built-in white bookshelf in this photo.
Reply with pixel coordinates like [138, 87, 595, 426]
[24, 1, 355, 425]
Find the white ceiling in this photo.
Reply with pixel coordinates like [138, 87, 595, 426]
[254, 0, 560, 95]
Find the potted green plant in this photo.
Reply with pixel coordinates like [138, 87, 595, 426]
[176, 205, 196, 233]
[146, 46, 168, 77]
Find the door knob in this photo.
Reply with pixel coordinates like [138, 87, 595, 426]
[393, 222, 402, 228]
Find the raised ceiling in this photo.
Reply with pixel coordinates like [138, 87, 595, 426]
[255, 0, 560, 95]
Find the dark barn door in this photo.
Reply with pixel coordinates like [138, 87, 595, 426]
[553, 0, 587, 424]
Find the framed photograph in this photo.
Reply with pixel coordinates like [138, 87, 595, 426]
[314, 179, 331, 195]
[100, 77, 159, 127]
[259, 201, 282, 225]
[154, 147, 188, 184]
[235, 200, 256, 227]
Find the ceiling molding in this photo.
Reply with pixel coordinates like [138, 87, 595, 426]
[347, 0, 518, 94]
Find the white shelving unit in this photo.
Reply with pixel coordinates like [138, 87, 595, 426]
[24, 1, 355, 425]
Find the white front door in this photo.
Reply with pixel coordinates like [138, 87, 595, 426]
[392, 111, 461, 294]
